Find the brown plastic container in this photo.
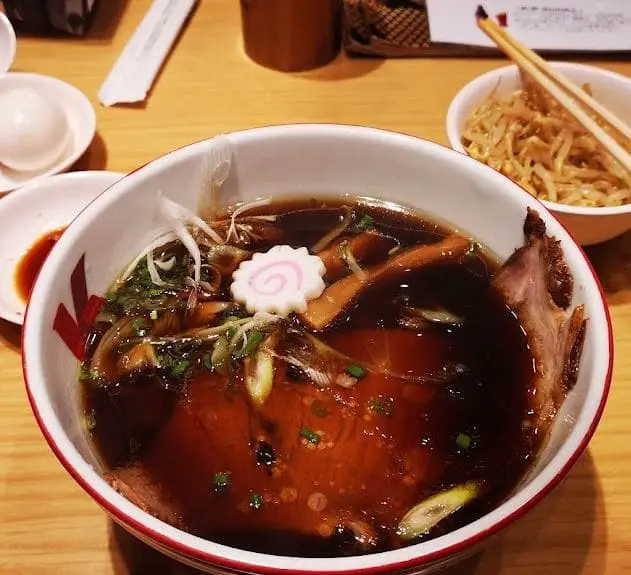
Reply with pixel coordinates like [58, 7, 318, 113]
[240, 0, 342, 72]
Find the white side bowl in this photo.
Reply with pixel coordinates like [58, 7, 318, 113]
[0, 171, 124, 325]
[446, 62, 631, 246]
[0, 73, 97, 193]
[23, 125, 612, 574]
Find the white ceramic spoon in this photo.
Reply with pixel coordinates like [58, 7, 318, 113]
[0, 171, 124, 325]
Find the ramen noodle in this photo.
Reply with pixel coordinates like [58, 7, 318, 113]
[462, 74, 631, 207]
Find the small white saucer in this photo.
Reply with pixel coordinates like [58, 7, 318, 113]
[0, 73, 97, 194]
[0, 171, 124, 325]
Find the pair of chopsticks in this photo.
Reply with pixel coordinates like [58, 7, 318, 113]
[475, 5, 631, 176]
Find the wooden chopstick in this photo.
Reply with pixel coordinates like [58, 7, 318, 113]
[475, 6, 631, 176]
[487, 15, 631, 144]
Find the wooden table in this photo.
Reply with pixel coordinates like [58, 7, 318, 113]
[1, 1, 630, 573]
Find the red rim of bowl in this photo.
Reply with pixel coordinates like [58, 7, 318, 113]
[21, 124, 614, 575]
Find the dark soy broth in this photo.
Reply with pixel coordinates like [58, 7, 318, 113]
[80, 197, 537, 557]
[15, 227, 66, 303]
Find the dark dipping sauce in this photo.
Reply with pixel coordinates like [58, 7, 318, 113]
[80, 197, 537, 558]
[15, 227, 66, 304]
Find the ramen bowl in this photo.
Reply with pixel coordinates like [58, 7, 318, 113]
[446, 62, 631, 246]
[23, 125, 612, 574]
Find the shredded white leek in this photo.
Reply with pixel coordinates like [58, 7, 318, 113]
[303, 366, 331, 388]
[146, 249, 166, 286]
[119, 230, 177, 283]
[155, 256, 176, 271]
[338, 240, 367, 281]
[268, 350, 332, 388]
[249, 215, 277, 222]
[158, 192, 224, 245]
[186, 286, 198, 312]
[121, 189, 230, 289]
[158, 192, 206, 285]
[200, 134, 233, 222]
[312, 207, 353, 254]
[228, 311, 281, 355]
[226, 198, 273, 244]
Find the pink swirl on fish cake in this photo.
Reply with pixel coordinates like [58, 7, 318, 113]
[230, 245, 326, 316]
[247, 260, 304, 296]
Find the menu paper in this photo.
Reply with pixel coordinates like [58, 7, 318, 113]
[98, 0, 197, 107]
[426, 0, 631, 52]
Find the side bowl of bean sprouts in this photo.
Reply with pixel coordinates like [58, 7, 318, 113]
[446, 62, 631, 246]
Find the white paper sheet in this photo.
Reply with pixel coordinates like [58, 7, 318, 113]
[426, 0, 631, 52]
[98, 0, 197, 107]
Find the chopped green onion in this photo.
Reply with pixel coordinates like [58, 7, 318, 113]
[249, 493, 263, 510]
[397, 481, 482, 541]
[223, 316, 242, 341]
[158, 354, 190, 378]
[243, 330, 265, 356]
[81, 410, 97, 431]
[171, 358, 190, 377]
[403, 306, 464, 327]
[244, 348, 275, 407]
[369, 397, 394, 417]
[211, 337, 230, 376]
[311, 400, 328, 418]
[456, 432, 472, 450]
[345, 364, 365, 379]
[221, 306, 248, 322]
[130, 317, 148, 336]
[203, 353, 213, 371]
[356, 214, 374, 231]
[300, 427, 321, 445]
[79, 365, 101, 382]
[212, 471, 232, 492]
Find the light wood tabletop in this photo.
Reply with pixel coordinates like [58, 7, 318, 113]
[1, 1, 631, 573]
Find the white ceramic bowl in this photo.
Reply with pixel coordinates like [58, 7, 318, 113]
[22, 125, 612, 574]
[446, 62, 631, 246]
[0, 171, 124, 325]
